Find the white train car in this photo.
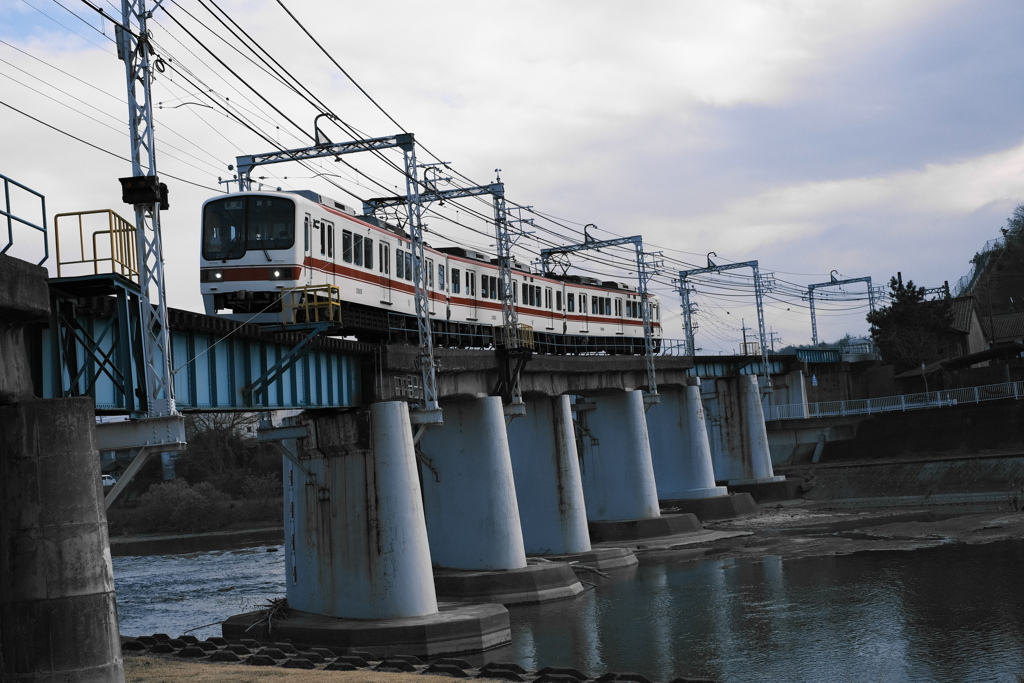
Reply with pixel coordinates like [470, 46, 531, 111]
[199, 190, 662, 353]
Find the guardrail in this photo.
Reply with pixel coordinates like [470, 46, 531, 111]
[1, 172, 48, 265]
[54, 209, 137, 280]
[765, 379, 1024, 421]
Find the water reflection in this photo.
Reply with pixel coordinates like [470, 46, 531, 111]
[508, 542, 1024, 682]
[113, 541, 1024, 682]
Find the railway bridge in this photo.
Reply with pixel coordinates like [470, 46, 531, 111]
[3, 239, 789, 660]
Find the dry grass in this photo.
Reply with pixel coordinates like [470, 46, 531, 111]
[124, 654, 450, 683]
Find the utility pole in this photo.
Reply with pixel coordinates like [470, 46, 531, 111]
[807, 270, 874, 346]
[677, 254, 772, 389]
[116, 0, 175, 418]
[363, 175, 527, 413]
[540, 233, 663, 404]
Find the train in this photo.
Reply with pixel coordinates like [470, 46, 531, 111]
[199, 189, 662, 353]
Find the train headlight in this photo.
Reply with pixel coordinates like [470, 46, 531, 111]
[200, 269, 224, 282]
[268, 267, 293, 280]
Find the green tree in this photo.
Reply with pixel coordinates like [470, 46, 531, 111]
[867, 275, 952, 372]
[1000, 204, 1024, 247]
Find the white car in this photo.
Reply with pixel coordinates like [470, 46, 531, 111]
[101, 475, 116, 487]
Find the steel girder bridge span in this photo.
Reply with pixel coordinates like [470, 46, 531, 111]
[40, 275, 368, 413]
[39, 265, 369, 507]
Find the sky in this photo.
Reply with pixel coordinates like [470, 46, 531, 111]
[2, 0, 1023, 353]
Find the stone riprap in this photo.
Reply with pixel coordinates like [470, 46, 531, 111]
[120, 634, 717, 683]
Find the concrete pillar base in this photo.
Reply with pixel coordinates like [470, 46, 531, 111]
[725, 475, 786, 486]
[587, 512, 704, 543]
[433, 561, 584, 606]
[727, 478, 803, 504]
[657, 485, 729, 500]
[222, 602, 510, 658]
[536, 547, 639, 572]
[660, 492, 759, 522]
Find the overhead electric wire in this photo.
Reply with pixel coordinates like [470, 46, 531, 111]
[0, 99, 218, 191]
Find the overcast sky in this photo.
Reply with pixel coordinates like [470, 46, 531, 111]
[2, 0, 1023, 352]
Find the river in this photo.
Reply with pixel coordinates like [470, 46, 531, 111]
[113, 540, 1024, 683]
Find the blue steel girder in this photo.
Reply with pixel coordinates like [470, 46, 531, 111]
[691, 356, 787, 379]
[241, 323, 331, 404]
[168, 315, 365, 411]
[47, 274, 144, 414]
[39, 284, 367, 412]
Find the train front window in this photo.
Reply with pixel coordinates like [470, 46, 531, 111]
[247, 197, 295, 251]
[202, 198, 245, 260]
[202, 196, 295, 261]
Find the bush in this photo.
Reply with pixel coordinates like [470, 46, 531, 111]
[132, 479, 229, 533]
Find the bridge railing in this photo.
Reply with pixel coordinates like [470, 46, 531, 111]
[765, 379, 1024, 421]
[53, 209, 138, 281]
[283, 284, 341, 324]
[1, 172, 48, 265]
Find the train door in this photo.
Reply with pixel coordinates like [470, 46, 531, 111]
[426, 257, 436, 316]
[379, 241, 392, 305]
[580, 293, 589, 333]
[557, 285, 567, 334]
[303, 213, 313, 283]
[438, 258, 449, 320]
[323, 220, 336, 289]
[465, 270, 478, 320]
[615, 297, 625, 335]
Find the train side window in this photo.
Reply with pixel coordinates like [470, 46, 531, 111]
[480, 273, 489, 298]
[605, 298, 611, 315]
[466, 271, 475, 296]
[364, 237, 373, 270]
[342, 230, 353, 263]
[489, 276, 497, 299]
[304, 214, 310, 252]
[404, 252, 412, 281]
[545, 287, 552, 309]
[427, 259, 434, 288]
[556, 291, 562, 311]
[452, 268, 460, 294]
[567, 293, 574, 312]
[396, 248, 405, 279]
[326, 223, 334, 258]
[521, 282, 528, 304]
[580, 294, 587, 314]
[654, 304, 659, 320]
[316, 219, 324, 255]
[353, 234, 363, 266]
[615, 299, 622, 316]
[438, 264, 445, 291]
[379, 243, 390, 275]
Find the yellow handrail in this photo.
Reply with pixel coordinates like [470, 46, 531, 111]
[284, 284, 342, 324]
[53, 210, 138, 282]
[494, 323, 535, 350]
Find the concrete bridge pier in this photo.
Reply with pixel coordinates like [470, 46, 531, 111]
[575, 390, 703, 542]
[223, 401, 511, 656]
[704, 375, 794, 503]
[0, 254, 124, 682]
[418, 396, 583, 604]
[507, 395, 637, 571]
[646, 380, 758, 521]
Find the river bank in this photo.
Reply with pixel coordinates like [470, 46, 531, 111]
[110, 501, 1024, 683]
[110, 525, 283, 556]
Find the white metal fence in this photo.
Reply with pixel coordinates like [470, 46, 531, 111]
[765, 380, 1024, 421]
